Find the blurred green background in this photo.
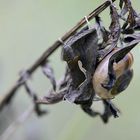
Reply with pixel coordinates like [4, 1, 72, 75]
[0, 0, 140, 140]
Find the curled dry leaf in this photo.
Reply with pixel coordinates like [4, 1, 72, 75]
[36, 90, 66, 104]
[41, 61, 56, 91]
[24, 82, 47, 116]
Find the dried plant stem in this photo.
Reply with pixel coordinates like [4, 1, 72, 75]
[0, 0, 116, 111]
[0, 105, 34, 140]
[0, 76, 67, 140]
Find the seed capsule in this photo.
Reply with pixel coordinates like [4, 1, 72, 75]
[93, 48, 133, 99]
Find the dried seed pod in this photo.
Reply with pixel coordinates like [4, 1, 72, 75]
[93, 47, 133, 99]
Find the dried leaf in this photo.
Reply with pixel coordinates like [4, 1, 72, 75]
[63, 27, 99, 89]
[36, 90, 66, 104]
[74, 81, 94, 104]
[95, 16, 110, 49]
[33, 94, 48, 116]
[119, 0, 124, 9]
[24, 82, 35, 97]
[41, 62, 56, 91]
[120, 4, 128, 17]
[59, 67, 71, 90]
[103, 100, 120, 118]
[108, 4, 121, 49]
[123, 33, 140, 44]
[24, 82, 47, 116]
[120, 0, 138, 29]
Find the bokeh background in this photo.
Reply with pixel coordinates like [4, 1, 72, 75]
[0, 0, 140, 140]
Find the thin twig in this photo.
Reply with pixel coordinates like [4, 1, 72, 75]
[0, 76, 67, 140]
[0, 105, 34, 140]
[0, 0, 116, 111]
